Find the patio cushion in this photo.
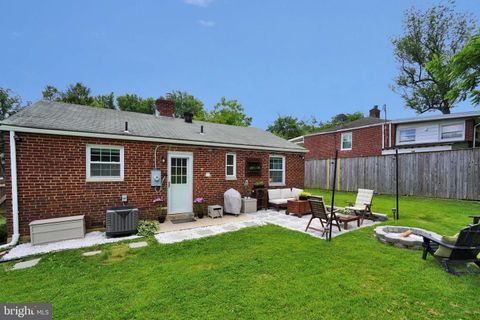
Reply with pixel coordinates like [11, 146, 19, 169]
[345, 206, 365, 211]
[268, 189, 282, 200]
[292, 188, 303, 198]
[434, 233, 459, 258]
[269, 199, 288, 205]
[280, 188, 294, 199]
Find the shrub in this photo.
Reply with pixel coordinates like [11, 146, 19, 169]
[137, 220, 160, 237]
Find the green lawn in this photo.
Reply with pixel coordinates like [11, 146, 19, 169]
[1, 191, 479, 319]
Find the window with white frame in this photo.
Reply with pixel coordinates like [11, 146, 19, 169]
[441, 123, 464, 140]
[269, 155, 285, 185]
[341, 132, 352, 150]
[86, 145, 124, 181]
[399, 129, 416, 142]
[225, 153, 236, 179]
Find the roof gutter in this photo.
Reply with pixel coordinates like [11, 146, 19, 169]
[0, 131, 20, 249]
[0, 125, 308, 154]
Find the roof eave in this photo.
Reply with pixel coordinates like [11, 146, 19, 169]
[0, 124, 308, 154]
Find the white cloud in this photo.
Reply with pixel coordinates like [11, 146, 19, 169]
[184, 0, 213, 7]
[198, 20, 216, 27]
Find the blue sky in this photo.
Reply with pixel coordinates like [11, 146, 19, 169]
[1, 0, 479, 128]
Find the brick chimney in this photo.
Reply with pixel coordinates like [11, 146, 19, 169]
[369, 105, 380, 118]
[155, 98, 175, 117]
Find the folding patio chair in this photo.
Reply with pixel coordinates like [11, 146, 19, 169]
[305, 196, 341, 237]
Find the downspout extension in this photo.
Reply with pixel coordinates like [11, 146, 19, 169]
[0, 131, 20, 249]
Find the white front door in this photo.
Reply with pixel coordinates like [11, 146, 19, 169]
[167, 152, 193, 214]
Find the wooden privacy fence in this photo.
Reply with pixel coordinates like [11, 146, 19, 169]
[305, 148, 480, 200]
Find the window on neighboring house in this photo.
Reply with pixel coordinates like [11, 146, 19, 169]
[269, 155, 285, 186]
[341, 132, 352, 150]
[441, 123, 464, 140]
[225, 153, 236, 180]
[86, 145, 124, 181]
[399, 129, 416, 142]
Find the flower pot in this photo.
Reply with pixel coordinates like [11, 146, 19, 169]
[253, 185, 264, 189]
[197, 212, 204, 219]
[158, 215, 166, 223]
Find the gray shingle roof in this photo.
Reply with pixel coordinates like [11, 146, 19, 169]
[1, 101, 306, 153]
[304, 117, 388, 136]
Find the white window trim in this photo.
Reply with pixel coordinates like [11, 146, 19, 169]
[225, 153, 237, 180]
[340, 132, 352, 151]
[86, 144, 124, 182]
[269, 155, 286, 187]
[439, 121, 465, 142]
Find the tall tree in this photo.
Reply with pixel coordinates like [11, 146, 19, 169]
[61, 82, 94, 105]
[444, 33, 480, 105]
[267, 116, 305, 140]
[0, 88, 24, 120]
[117, 94, 155, 114]
[165, 90, 206, 119]
[205, 97, 252, 127]
[92, 92, 116, 109]
[392, 2, 475, 114]
[42, 85, 61, 101]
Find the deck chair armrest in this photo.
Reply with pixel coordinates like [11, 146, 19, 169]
[421, 235, 469, 249]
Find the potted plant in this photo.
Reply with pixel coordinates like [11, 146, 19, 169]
[298, 192, 312, 200]
[153, 197, 166, 223]
[253, 181, 265, 189]
[194, 197, 205, 219]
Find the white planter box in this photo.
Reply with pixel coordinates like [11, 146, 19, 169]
[241, 198, 257, 214]
[29, 215, 85, 245]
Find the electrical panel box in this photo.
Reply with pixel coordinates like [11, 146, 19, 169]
[151, 169, 162, 187]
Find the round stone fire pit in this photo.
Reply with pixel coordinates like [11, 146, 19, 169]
[374, 226, 429, 250]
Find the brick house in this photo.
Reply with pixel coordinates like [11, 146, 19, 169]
[1, 100, 306, 240]
[292, 106, 480, 160]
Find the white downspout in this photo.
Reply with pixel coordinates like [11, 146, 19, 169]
[0, 131, 20, 249]
[389, 123, 392, 148]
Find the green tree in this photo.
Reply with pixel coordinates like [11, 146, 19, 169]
[165, 90, 206, 119]
[92, 92, 116, 109]
[117, 94, 155, 114]
[205, 97, 252, 126]
[0, 88, 24, 120]
[392, 2, 475, 114]
[267, 116, 306, 140]
[42, 85, 61, 101]
[60, 82, 94, 105]
[317, 112, 364, 131]
[446, 33, 480, 105]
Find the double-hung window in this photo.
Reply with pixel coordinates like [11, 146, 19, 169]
[269, 155, 285, 186]
[225, 153, 236, 180]
[86, 145, 124, 181]
[341, 132, 352, 150]
[399, 129, 416, 143]
[441, 123, 464, 140]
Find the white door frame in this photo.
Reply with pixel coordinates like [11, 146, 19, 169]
[167, 151, 193, 214]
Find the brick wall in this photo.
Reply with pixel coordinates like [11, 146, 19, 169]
[4, 133, 305, 237]
[465, 119, 475, 142]
[304, 125, 384, 160]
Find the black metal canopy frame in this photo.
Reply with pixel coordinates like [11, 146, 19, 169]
[328, 150, 339, 241]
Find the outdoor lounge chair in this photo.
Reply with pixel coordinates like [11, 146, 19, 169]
[421, 223, 480, 275]
[345, 188, 374, 225]
[305, 196, 341, 237]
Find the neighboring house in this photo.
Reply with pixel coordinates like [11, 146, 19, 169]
[293, 106, 480, 160]
[0, 100, 306, 239]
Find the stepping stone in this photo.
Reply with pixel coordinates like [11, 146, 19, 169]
[128, 241, 148, 249]
[12, 258, 41, 270]
[82, 250, 102, 257]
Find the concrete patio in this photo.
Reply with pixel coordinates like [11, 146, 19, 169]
[1, 209, 382, 261]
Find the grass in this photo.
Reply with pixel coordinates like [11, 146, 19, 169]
[0, 206, 6, 244]
[0, 191, 479, 319]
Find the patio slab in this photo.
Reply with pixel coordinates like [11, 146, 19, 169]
[82, 250, 102, 257]
[128, 241, 148, 249]
[12, 258, 41, 270]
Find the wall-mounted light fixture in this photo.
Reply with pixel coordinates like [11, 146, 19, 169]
[161, 156, 166, 163]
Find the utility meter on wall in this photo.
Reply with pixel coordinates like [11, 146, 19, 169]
[151, 169, 162, 187]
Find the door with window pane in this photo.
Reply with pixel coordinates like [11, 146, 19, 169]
[167, 153, 193, 214]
